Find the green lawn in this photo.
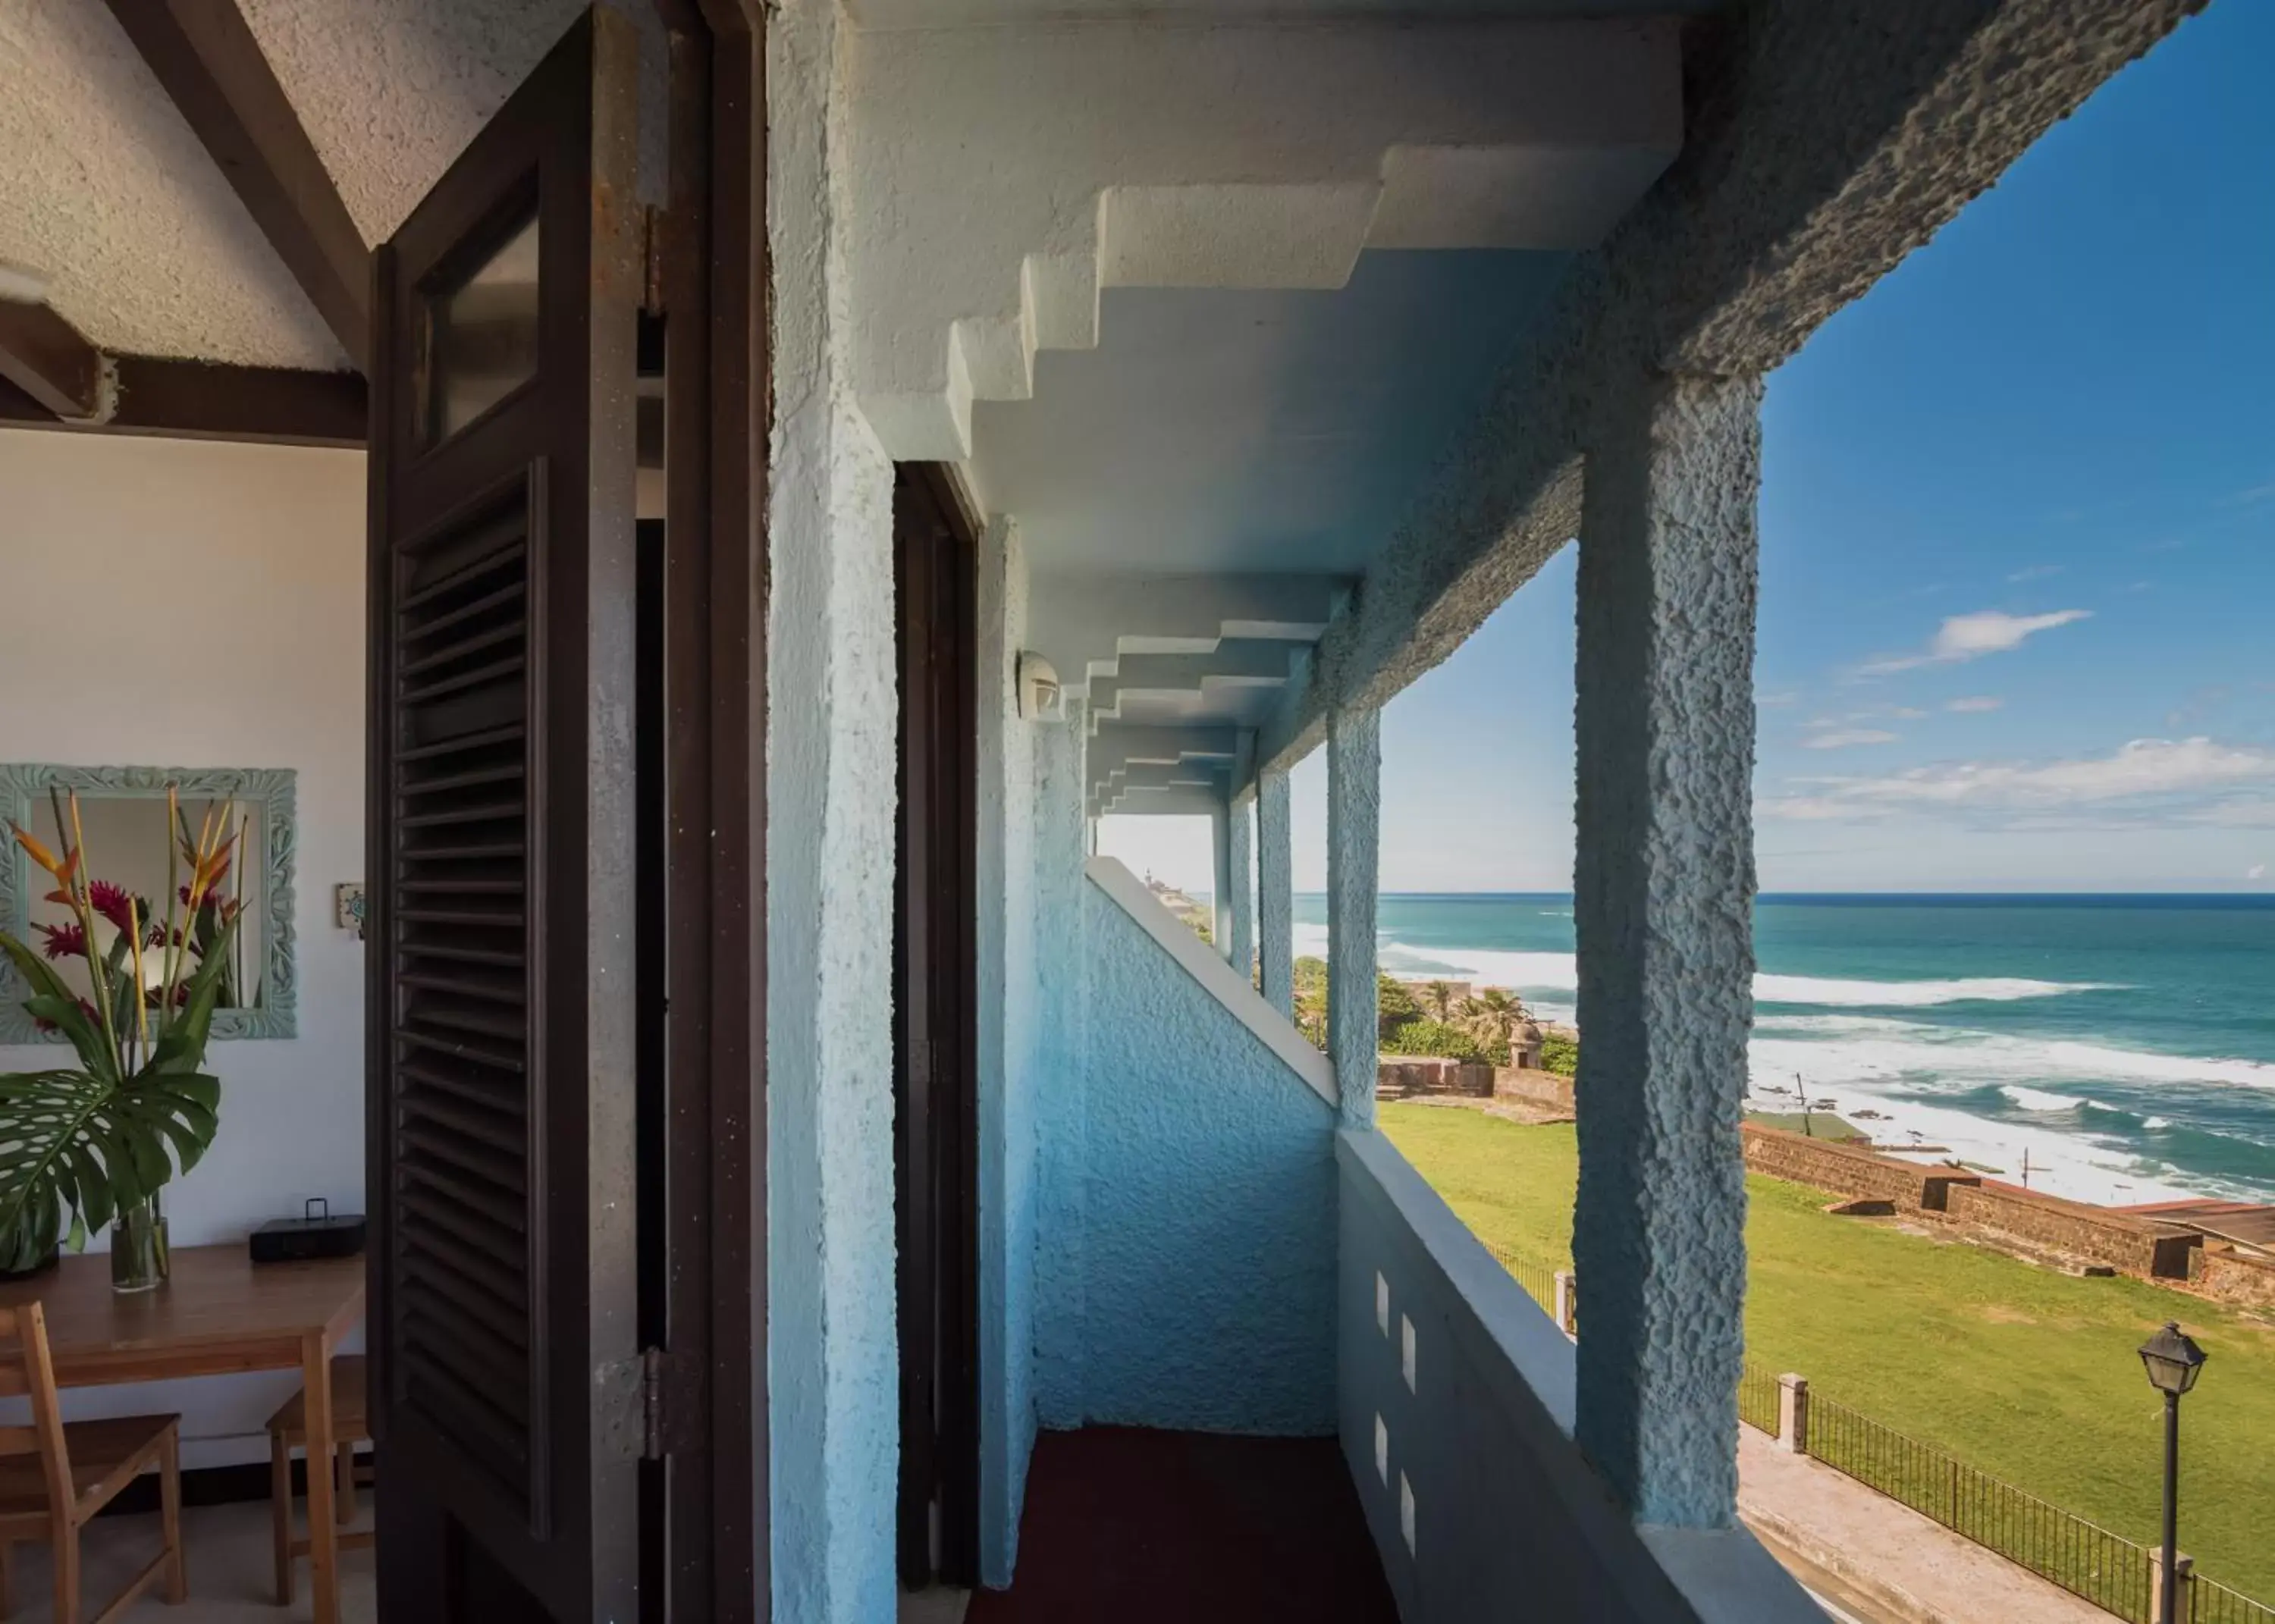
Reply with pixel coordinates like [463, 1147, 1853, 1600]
[1382, 1103, 2275, 1602]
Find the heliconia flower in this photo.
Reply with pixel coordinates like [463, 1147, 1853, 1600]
[87, 880, 138, 936]
[9, 823, 79, 885]
[37, 920, 87, 961]
[187, 835, 238, 909]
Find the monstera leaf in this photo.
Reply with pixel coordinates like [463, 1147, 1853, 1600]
[0, 924, 232, 1271]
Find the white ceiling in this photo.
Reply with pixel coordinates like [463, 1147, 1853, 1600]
[850, 0, 1717, 27]
[0, 2, 341, 369]
[971, 249, 1573, 578]
[239, 0, 592, 249]
[0, 0, 625, 371]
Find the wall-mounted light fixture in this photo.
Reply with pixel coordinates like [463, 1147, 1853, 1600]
[1016, 651, 1061, 720]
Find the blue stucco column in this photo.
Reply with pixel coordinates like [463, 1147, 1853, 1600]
[1326, 707, 1381, 1128]
[1211, 799, 1234, 953]
[1257, 767, 1294, 1018]
[1571, 369, 1762, 1531]
[1226, 792, 1256, 980]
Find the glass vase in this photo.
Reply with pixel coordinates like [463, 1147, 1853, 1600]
[110, 1195, 170, 1295]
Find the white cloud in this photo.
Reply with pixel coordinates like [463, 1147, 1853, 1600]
[1890, 707, 1928, 720]
[1757, 690, 1800, 709]
[1759, 737, 2275, 823]
[1947, 696, 2004, 713]
[1800, 729, 1899, 750]
[1856, 609, 2092, 676]
[2250, 864, 2268, 881]
[2188, 801, 2275, 829]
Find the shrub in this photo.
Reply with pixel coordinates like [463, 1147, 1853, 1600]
[1539, 1033, 1577, 1077]
[1380, 1018, 1490, 1063]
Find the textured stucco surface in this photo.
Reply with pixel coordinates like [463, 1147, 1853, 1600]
[1326, 707, 1382, 1129]
[1257, 767, 1295, 1018]
[1225, 792, 1255, 980]
[241, 0, 585, 248]
[845, 17, 1679, 457]
[1031, 701, 1094, 1428]
[1571, 372, 1762, 1531]
[1031, 868, 1338, 1436]
[764, 3, 900, 1618]
[1257, 0, 2205, 779]
[242, 0, 670, 247]
[974, 514, 1041, 1586]
[0, 2, 341, 368]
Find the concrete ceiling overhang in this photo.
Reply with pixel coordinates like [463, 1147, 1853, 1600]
[855, 9, 1693, 817]
[846, 14, 1684, 462]
[992, 252, 1580, 814]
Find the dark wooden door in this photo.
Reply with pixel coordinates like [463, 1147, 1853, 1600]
[366, 11, 645, 1617]
[893, 466, 981, 1590]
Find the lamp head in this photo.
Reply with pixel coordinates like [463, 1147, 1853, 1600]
[2138, 1321, 2208, 1397]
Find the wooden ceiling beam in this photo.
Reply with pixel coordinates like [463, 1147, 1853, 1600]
[0, 299, 105, 419]
[0, 357, 365, 449]
[102, 0, 370, 372]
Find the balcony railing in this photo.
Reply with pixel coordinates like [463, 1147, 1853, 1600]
[1333, 1128, 1823, 1624]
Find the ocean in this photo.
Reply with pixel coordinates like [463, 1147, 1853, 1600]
[1290, 892, 2275, 1208]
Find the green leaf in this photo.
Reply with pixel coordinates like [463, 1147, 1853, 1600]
[146, 915, 237, 1077]
[0, 924, 238, 1267]
[0, 935, 119, 1085]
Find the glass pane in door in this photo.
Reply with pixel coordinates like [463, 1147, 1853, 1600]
[424, 206, 541, 444]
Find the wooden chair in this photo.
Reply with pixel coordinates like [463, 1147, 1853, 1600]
[0, 1301, 185, 1623]
[266, 1355, 372, 1607]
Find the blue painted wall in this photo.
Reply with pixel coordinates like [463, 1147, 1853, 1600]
[1031, 870, 1340, 1435]
[976, 522, 1042, 1587]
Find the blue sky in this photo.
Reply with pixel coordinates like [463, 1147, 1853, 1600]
[1103, 0, 2273, 896]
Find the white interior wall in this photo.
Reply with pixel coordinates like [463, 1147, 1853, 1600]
[0, 429, 367, 1468]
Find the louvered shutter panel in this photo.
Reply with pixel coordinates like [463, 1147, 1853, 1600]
[366, 10, 643, 1615]
[386, 470, 545, 1522]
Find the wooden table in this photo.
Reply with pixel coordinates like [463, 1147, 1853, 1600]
[0, 1246, 366, 1624]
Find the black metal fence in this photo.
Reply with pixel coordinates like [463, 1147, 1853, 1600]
[1737, 1362, 1781, 1437]
[1483, 1240, 1558, 1325]
[2197, 1576, 2275, 1624]
[1806, 1388, 2157, 1622]
[1476, 1263, 2275, 1623]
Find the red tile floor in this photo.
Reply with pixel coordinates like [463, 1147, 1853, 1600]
[964, 1428, 1398, 1623]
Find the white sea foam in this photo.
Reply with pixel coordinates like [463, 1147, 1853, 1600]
[1367, 939, 2117, 1012]
[1744, 1088, 2220, 1206]
[1756, 973, 2120, 1008]
[2000, 1084, 2092, 1114]
[1304, 923, 2273, 1199]
[1749, 1022, 2275, 1203]
[2142, 1116, 2173, 1130]
[1754, 1014, 2275, 1096]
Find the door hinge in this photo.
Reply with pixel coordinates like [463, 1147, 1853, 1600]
[601, 1347, 686, 1461]
[642, 1345, 675, 1461]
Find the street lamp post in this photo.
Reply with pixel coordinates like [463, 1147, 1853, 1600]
[2138, 1321, 2208, 1624]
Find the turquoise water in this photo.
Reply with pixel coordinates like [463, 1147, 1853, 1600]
[1291, 893, 2275, 1205]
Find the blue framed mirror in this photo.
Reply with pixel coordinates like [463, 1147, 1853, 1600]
[0, 764, 297, 1042]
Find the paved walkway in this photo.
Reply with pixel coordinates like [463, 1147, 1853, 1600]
[1739, 1427, 2117, 1624]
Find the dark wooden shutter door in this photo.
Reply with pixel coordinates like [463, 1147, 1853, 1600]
[366, 10, 643, 1616]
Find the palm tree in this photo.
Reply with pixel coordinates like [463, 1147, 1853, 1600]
[1461, 987, 1529, 1061]
[1418, 980, 1461, 1022]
